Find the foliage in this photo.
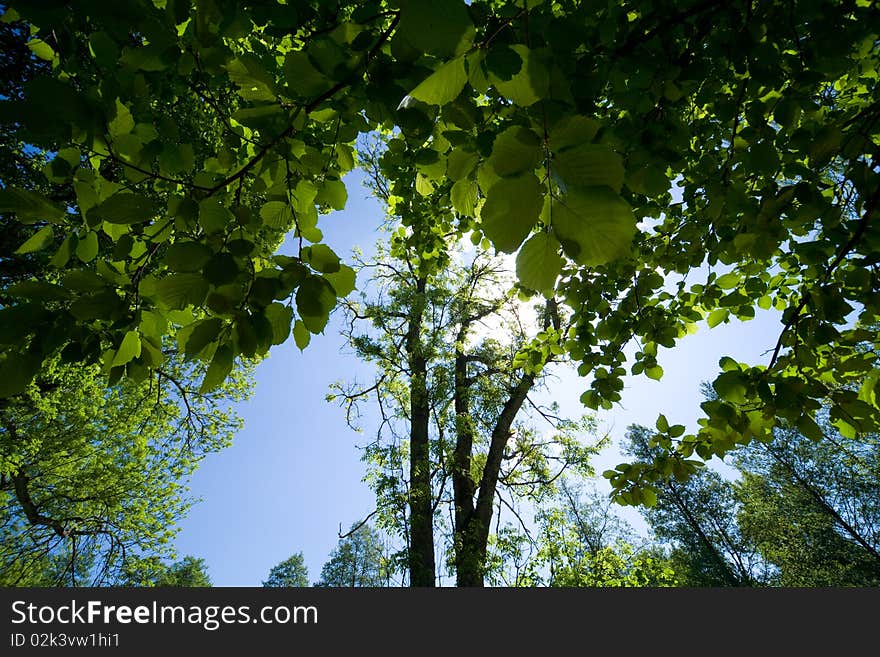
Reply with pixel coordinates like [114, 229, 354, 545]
[733, 418, 880, 585]
[1, 0, 878, 528]
[262, 551, 309, 587]
[624, 425, 770, 586]
[485, 481, 677, 587]
[315, 524, 388, 587]
[121, 555, 212, 587]
[0, 356, 249, 586]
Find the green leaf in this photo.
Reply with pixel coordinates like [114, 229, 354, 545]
[646, 365, 664, 380]
[480, 173, 543, 253]
[447, 150, 479, 181]
[109, 98, 134, 137]
[0, 352, 42, 398]
[283, 51, 330, 98]
[488, 126, 542, 178]
[225, 54, 276, 102]
[552, 187, 636, 266]
[5, 281, 69, 301]
[265, 303, 294, 345]
[199, 198, 230, 234]
[112, 330, 141, 367]
[92, 193, 161, 225]
[15, 225, 55, 254]
[549, 116, 600, 150]
[656, 414, 669, 432]
[295, 275, 336, 333]
[75, 231, 99, 263]
[489, 45, 549, 107]
[706, 308, 730, 328]
[183, 318, 224, 358]
[316, 179, 347, 211]
[409, 56, 467, 106]
[797, 414, 825, 442]
[713, 371, 748, 404]
[199, 345, 234, 393]
[324, 264, 356, 297]
[397, 0, 475, 57]
[260, 201, 294, 230]
[641, 488, 658, 507]
[516, 232, 564, 294]
[293, 319, 310, 350]
[554, 144, 624, 193]
[302, 244, 341, 273]
[27, 38, 55, 61]
[140, 273, 209, 310]
[163, 241, 214, 272]
[0, 187, 66, 224]
[451, 178, 478, 216]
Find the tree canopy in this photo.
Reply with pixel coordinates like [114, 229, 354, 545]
[1, 0, 879, 579]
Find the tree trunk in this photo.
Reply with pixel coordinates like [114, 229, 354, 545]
[407, 276, 435, 586]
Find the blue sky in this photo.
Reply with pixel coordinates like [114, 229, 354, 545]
[174, 170, 784, 586]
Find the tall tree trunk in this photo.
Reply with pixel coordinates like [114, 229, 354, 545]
[407, 276, 434, 586]
[455, 373, 535, 586]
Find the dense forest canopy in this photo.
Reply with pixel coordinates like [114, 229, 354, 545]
[0, 0, 878, 585]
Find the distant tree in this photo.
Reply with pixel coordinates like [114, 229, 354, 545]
[733, 419, 880, 586]
[624, 425, 770, 586]
[315, 524, 388, 587]
[121, 555, 212, 587]
[262, 552, 309, 588]
[0, 357, 249, 586]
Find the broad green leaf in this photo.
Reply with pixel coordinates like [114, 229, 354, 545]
[516, 232, 564, 294]
[303, 244, 341, 273]
[112, 330, 141, 367]
[716, 272, 741, 289]
[76, 231, 99, 263]
[163, 241, 214, 272]
[70, 289, 127, 322]
[397, 0, 475, 57]
[554, 144, 624, 193]
[0, 352, 42, 398]
[707, 308, 730, 328]
[447, 150, 479, 181]
[27, 38, 55, 61]
[409, 56, 467, 106]
[489, 45, 549, 107]
[225, 54, 276, 102]
[451, 178, 478, 216]
[797, 414, 825, 442]
[15, 225, 54, 254]
[92, 193, 161, 225]
[6, 281, 68, 301]
[296, 275, 336, 333]
[260, 201, 294, 230]
[713, 370, 748, 404]
[199, 345, 234, 393]
[316, 179, 347, 211]
[480, 173, 544, 253]
[656, 414, 670, 432]
[646, 365, 664, 380]
[488, 126, 543, 178]
[109, 98, 134, 137]
[324, 264, 356, 297]
[140, 273, 208, 309]
[552, 186, 636, 266]
[265, 303, 294, 345]
[199, 198, 230, 234]
[0, 187, 66, 224]
[183, 318, 224, 358]
[549, 116, 600, 151]
[283, 51, 330, 98]
[293, 319, 310, 350]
